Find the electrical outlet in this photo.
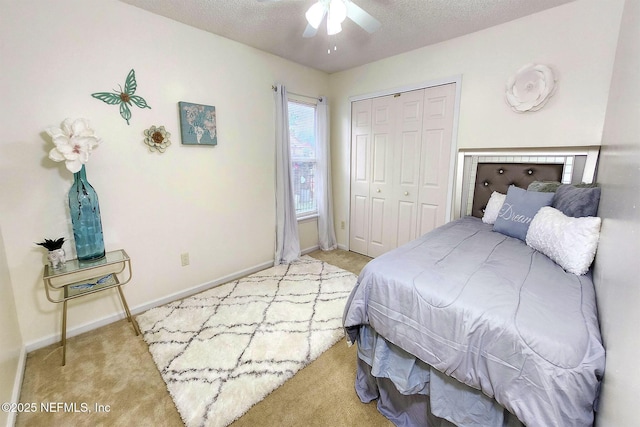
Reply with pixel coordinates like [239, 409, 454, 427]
[341, 221, 346, 230]
[181, 252, 190, 266]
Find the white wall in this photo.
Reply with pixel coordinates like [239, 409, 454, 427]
[592, 0, 640, 424]
[0, 226, 23, 427]
[328, 0, 624, 248]
[0, 0, 329, 346]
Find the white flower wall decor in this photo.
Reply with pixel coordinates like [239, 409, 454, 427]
[505, 63, 557, 113]
[143, 125, 171, 153]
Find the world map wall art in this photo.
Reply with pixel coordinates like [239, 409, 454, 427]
[178, 101, 217, 146]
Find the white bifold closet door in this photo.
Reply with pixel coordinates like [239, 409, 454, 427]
[350, 83, 456, 257]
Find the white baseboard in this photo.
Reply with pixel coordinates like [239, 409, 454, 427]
[337, 243, 348, 251]
[301, 245, 320, 255]
[129, 259, 274, 316]
[24, 259, 275, 353]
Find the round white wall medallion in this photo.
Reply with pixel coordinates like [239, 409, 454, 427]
[505, 63, 557, 113]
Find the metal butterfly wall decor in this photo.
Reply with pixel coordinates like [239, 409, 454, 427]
[91, 69, 151, 125]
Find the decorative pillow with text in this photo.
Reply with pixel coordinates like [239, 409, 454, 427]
[493, 185, 554, 241]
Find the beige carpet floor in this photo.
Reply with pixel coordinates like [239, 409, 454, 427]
[17, 249, 393, 427]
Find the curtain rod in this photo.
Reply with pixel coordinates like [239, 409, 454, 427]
[271, 85, 322, 102]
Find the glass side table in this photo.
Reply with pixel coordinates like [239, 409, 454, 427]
[42, 249, 140, 366]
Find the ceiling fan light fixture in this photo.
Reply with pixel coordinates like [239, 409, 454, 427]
[328, 0, 347, 24]
[302, 0, 380, 39]
[305, 2, 326, 29]
[326, 0, 346, 35]
[327, 19, 342, 35]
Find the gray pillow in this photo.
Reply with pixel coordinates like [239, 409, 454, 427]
[527, 180, 562, 192]
[493, 185, 554, 241]
[552, 184, 601, 217]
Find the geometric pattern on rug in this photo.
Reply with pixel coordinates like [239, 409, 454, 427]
[136, 255, 358, 427]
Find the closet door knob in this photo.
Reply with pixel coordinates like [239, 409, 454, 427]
[404, 191, 409, 196]
[376, 188, 381, 193]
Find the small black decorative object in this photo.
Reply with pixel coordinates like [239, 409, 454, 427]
[36, 237, 67, 269]
[35, 237, 65, 251]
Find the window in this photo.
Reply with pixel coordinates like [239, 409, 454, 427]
[288, 100, 317, 218]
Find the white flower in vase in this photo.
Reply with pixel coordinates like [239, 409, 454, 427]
[46, 118, 102, 173]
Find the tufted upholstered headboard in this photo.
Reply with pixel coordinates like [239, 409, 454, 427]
[470, 163, 563, 218]
[454, 148, 599, 220]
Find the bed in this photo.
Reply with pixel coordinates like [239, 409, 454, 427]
[343, 155, 605, 427]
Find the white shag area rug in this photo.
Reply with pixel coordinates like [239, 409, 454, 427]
[136, 255, 357, 427]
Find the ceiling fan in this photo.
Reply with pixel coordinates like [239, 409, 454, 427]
[259, 0, 381, 38]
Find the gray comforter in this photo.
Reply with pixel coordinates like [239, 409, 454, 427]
[343, 216, 605, 427]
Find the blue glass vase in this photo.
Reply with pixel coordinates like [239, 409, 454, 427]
[68, 165, 105, 260]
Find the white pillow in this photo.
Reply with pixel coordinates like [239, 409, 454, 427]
[526, 206, 601, 275]
[482, 191, 506, 224]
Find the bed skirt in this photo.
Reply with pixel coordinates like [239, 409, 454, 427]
[354, 326, 524, 427]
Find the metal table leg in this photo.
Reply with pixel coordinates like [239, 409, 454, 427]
[117, 285, 140, 336]
[61, 300, 67, 366]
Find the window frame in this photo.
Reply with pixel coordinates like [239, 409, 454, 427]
[287, 97, 319, 220]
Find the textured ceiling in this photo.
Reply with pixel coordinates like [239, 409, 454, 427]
[120, 0, 575, 74]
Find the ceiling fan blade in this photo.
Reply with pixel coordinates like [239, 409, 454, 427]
[303, 23, 319, 38]
[345, 1, 381, 33]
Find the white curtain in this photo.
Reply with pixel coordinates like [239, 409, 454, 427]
[315, 96, 337, 251]
[274, 84, 301, 264]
